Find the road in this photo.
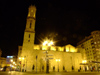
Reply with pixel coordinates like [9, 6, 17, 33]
[0, 71, 100, 75]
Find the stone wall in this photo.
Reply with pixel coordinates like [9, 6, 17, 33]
[21, 49, 82, 72]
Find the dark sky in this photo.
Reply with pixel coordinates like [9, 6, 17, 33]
[0, 0, 100, 57]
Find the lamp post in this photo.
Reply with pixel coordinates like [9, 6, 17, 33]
[56, 59, 60, 72]
[42, 40, 54, 73]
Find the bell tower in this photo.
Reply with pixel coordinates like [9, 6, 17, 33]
[22, 5, 36, 55]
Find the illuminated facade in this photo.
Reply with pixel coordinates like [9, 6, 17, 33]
[77, 31, 100, 63]
[18, 5, 82, 72]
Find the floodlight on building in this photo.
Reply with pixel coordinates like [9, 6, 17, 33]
[48, 43, 51, 46]
[43, 40, 54, 46]
[50, 41, 53, 45]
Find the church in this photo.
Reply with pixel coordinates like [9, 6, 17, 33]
[18, 5, 83, 72]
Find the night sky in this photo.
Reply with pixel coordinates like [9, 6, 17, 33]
[0, 0, 100, 57]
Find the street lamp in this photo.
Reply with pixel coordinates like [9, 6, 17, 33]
[56, 59, 60, 72]
[43, 40, 54, 46]
[42, 40, 54, 73]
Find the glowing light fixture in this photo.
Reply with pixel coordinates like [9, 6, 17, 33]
[56, 59, 60, 61]
[22, 57, 24, 60]
[82, 60, 87, 63]
[43, 40, 54, 46]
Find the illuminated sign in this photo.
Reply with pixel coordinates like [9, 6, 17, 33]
[7, 56, 13, 58]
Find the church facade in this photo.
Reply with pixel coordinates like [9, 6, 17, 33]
[18, 5, 83, 72]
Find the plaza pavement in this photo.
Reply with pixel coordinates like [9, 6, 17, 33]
[21, 71, 100, 74]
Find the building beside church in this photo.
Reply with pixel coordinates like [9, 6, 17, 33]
[77, 31, 100, 69]
[18, 5, 83, 72]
